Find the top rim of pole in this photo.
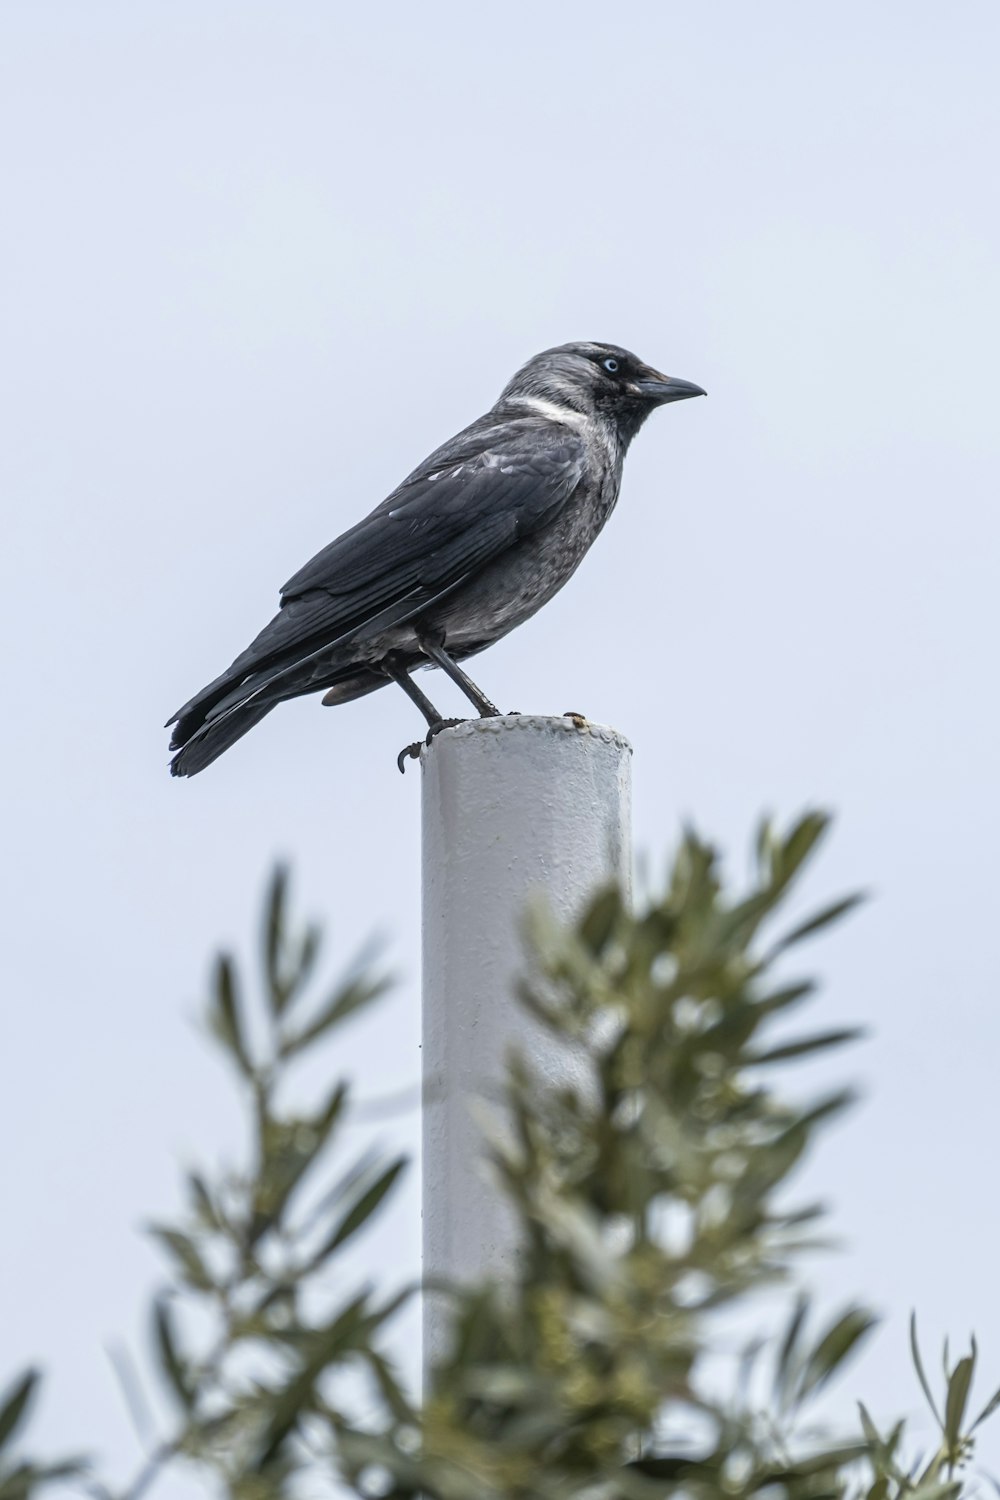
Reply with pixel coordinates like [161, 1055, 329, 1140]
[419, 713, 633, 759]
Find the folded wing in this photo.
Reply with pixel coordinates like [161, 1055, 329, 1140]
[167, 420, 586, 756]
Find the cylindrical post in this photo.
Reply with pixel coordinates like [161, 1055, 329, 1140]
[421, 713, 632, 1366]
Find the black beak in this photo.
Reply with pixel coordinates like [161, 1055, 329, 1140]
[633, 373, 707, 405]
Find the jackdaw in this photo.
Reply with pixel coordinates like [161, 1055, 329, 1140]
[167, 341, 704, 776]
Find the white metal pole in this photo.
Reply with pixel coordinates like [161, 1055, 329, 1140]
[421, 713, 632, 1367]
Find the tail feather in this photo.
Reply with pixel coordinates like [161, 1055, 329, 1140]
[169, 699, 277, 777]
[167, 663, 389, 776]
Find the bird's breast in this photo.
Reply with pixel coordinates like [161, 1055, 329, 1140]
[427, 464, 623, 652]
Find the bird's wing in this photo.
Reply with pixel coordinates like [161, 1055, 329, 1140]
[168, 422, 586, 732]
[235, 424, 585, 665]
[282, 422, 584, 601]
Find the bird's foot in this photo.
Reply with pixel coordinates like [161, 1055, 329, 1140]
[426, 716, 467, 744]
[396, 718, 469, 774]
[563, 709, 589, 729]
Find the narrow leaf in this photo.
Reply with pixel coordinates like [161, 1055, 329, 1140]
[0, 1371, 38, 1453]
[776, 812, 830, 890]
[776, 1442, 870, 1477]
[186, 1172, 221, 1230]
[944, 1353, 974, 1450]
[747, 1027, 865, 1066]
[579, 886, 622, 955]
[281, 975, 390, 1057]
[153, 1300, 194, 1412]
[292, 924, 321, 1002]
[858, 1401, 882, 1448]
[757, 981, 817, 1016]
[365, 1352, 415, 1426]
[264, 864, 289, 1015]
[971, 1377, 1000, 1432]
[774, 1295, 809, 1408]
[755, 815, 776, 875]
[798, 1306, 876, 1402]
[911, 1313, 943, 1429]
[208, 955, 253, 1077]
[774, 893, 866, 951]
[303, 1142, 384, 1232]
[147, 1226, 214, 1291]
[107, 1342, 157, 1448]
[794, 1087, 858, 1135]
[315, 1159, 407, 1261]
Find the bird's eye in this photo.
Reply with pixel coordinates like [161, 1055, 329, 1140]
[602, 357, 619, 373]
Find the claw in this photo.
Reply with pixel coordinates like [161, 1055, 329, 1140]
[397, 740, 422, 774]
[397, 717, 468, 773]
[563, 709, 589, 729]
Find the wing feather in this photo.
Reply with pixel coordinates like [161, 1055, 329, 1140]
[168, 421, 585, 739]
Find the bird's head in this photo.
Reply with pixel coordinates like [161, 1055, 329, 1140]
[499, 341, 705, 441]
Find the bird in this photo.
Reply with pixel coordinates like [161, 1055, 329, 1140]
[166, 341, 704, 777]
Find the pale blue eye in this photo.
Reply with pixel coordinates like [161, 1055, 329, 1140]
[603, 357, 619, 373]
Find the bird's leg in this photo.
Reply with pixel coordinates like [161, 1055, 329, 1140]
[420, 642, 500, 718]
[384, 656, 446, 727]
[384, 656, 466, 773]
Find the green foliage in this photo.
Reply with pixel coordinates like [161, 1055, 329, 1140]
[0, 1371, 82, 1499]
[2, 821, 996, 1498]
[349, 812, 880, 1500]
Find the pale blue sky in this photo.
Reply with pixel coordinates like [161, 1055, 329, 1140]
[1, 1, 999, 1487]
